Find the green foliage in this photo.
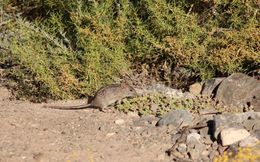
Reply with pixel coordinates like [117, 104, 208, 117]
[115, 93, 214, 117]
[0, 0, 259, 101]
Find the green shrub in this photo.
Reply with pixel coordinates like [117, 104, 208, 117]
[0, 0, 259, 101]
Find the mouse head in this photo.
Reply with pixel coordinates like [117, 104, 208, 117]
[121, 83, 137, 97]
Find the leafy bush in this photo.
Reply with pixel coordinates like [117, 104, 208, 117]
[0, 0, 259, 101]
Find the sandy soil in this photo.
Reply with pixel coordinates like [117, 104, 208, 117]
[0, 87, 173, 162]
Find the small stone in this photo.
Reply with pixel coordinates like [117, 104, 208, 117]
[176, 143, 187, 153]
[199, 126, 209, 137]
[171, 151, 185, 159]
[189, 82, 202, 95]
[220, 128, 250, 146]
[187, 139, 205, 160]
[188, 143, 205, 161]
[115, 119, 125, 125]
[211, 141, 218, 150]
[156, 110, 193, 127]
[202, 135, 213, 145]
[106, 132, 116, 137]
[132, 126, 142, 131]
[150, 120, 158, 126]
[187, 132, 201, 143]
[217, 145, 228, 154]
[188, 150, 200, 160]
[239, 136, 259, 147]
[201, 155, 210, 162]
[202, 150, 210, 156]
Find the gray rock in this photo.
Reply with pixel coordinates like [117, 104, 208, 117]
[199, 126, 209, 137]
[239, 135, 259, 147]
[115, 119, 125, 125]
[201, 77, 225, 97]
[156, 110, 193, 127]
[211, 141, 219, 151]
[202, 135, 213, 145]
[176, 143, 187, 153]
[187, 132, 201, 144]
[201, 150, 210, 162]
[217, 145, 228, 155]
[215, 73, 260, 111]
[220, 128, 250, 146]
[188, 141, 205, 160]
[213, 112, 260, 139]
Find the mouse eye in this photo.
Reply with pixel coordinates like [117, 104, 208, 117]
[130, 89, 133, 91]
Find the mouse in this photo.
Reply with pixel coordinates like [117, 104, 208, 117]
[43, 83, 137, 111]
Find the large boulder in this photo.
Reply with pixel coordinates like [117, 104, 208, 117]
[215, 73, 260, 111]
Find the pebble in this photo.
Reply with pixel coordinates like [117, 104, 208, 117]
[176, 143, 187, 153]
[187, 132, 201, 143]
[203, 135, 213, 145]
[212, 141, 218, 150]
[106, 132, 116, 137]
[217, 145, 227, 155]
[115, 119, 125, 125]
[201, 150, 209, 156]
[188, 147, 202, 160]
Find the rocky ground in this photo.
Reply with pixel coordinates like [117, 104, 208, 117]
[0, 89, 174, 162]
[0, 73, 259, 162]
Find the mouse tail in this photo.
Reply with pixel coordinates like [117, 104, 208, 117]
[43, 103, 92, 110]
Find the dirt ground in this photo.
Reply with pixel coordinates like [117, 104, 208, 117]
[0, 87, 173, 162]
